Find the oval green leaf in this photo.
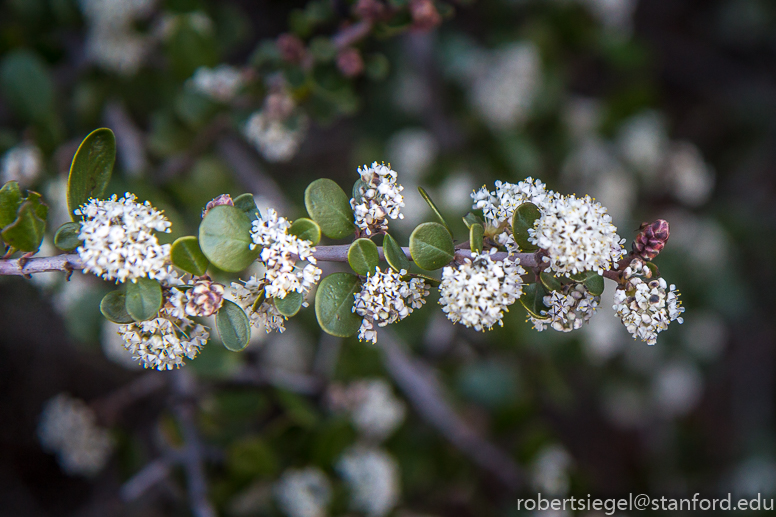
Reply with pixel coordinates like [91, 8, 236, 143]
[304, 178, 354, 239]
[383, 233, 410, 274]
[469, 223, 484, 254]
[275, 291, 303, 318]
[462, 211, 484, 229]
[417, 186, 451, 234]
[199, 205, 259, 272]
[315, 272, 362, 337]
[233, 193, 259, 221]
[348, 238, 379, 276]
[217, 299, 252, 351]
[511, 202, 541, 252]
[171, 236, 210, 276]
[539, 272, 563, 293]
[409, 273, 440, 287]
[100, 290, 134, 324]
[0, 181, 23, 228]
[409, 222, 455, 271]
[54, 222, 82, 251]
[1, 200, 46, 252]
[67, 128, 116, 219]
[0, 49, 54, 123]
[584, 271, 605, 296]
[289, 217, 321, 245]
[125, 277, 163, 322]
[520, 282, 550, 319]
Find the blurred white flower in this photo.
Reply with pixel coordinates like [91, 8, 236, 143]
[564, 96, 603, 140]
[385, 128, 439, 181]
[1, 143, 43, 187]
[664, 142, 715, 207]
[532, 445, 572, 496]
[262, 323, 314, 373]
[730, 456, 776, 497]
[581, 287, 630, 363]
[37, 393, 114, 476]
[581, 0, 638, 36]
[274, 467, 331, 517]
[332, 379, 407, 441]
[101, 320, 142, 370]
[652, 360, 703, 417]
[682, 310, 728, 361]
[616, 111, 669, 179]
[188, 65, 245, 102]
[602, 384, 648, 429]
[244, 111, 308, 163]
[337, 446, 401, 517]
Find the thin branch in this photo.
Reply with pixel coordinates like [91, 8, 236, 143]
[120, 450, 182, 502]
[228, 366, 324, 395]
[379, 329, 525, 491]
[331, 20, 373, 50]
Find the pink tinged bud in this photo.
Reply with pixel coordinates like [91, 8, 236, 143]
[337, 47, 364, 78]
[632, 219, 670, 260]
[409, 0, 442, 31]
[202, 194, 234, 218]
[277, 33, 306, 64]
[354, 0, 386, 21]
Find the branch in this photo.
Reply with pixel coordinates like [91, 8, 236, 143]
[0, 248, 542, 276]
[379, 330, 525, 491]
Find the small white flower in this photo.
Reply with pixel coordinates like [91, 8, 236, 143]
[1, 143, 43, 186]
[350, 162, 405, 236]
[613, 259, 684, 345]
[337, 446, 400, 517]
[274, 467, 331, 517]
[76, 193, 171, 283]
[188, 65, 245, 102]
[118, 287, 209, 370]
[231, 275, 287, 333]
[37, 393, 114, 476]
[528, 193, 625, 276]
[250, 209, 322, 300]
[438, 249, 525, 331]
[531, 283, 600, 332]
[331, 379, 406, 441]
[244, 110, 308, 162]
[353, 268, 428, 344]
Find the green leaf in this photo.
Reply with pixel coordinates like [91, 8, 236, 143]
[348, 238, 379, 276]
[274, 291, 303, 318]
[520, 282, 550, 319]
[0, 181, 23, 228]
[67, 128, 116, 219]
[54, 222, 81, 251]
[233, 193, 259, 221]
[462, 212, 484, 229]
[409, 222, 455, 271]
[25, 191, 48, 221]
[99, 290, 134, 324]
[0, 49, 54, 123]
[645, 261, 660, 278]
[540, 272, 563, 293]
[288, 217, 321, 245]
[199, 205, 259, 272]
[417, 186, 451, 234]
[1, 200, 46, 252]
[304, 178, 355, 239]
[315, 272, 362, 337]
[351, 178, 369, 206]
[171, 236, 210, 276]
[469, 223, 484, 254]
[125, 277, 163, 322]
[584, 271, 605, 296]
[511, 202, 541, 252]
[409, 273, 440, 287]
[383, 233, 410, 274]
[217, 299, 251, 351]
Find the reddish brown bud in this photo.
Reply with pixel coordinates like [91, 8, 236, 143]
[336, 47, 364, 78]
[185, 280, 225, 317]
[354, 0, 386, 21]
[202, 194, 234, 218]
[632, 219, 670, 260]
[277, 33, 306, 64]
[409, 0, 442, 31]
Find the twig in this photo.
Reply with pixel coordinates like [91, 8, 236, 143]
[228, 366, 324, 395]
[171, 369, 217, 517]
[121, 450, 182, 502]
[379, 330, 525, 491]
[331, 20, 373, 50]
[0, 248, 542, 276]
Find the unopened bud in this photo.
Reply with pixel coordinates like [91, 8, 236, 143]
[337, 47, 364, 78]
[185, 280, 225, 317]
[354, 0, 386, 21]
[410, 0, 442, 31]
[632, 219, 670, 260]
[277, 33, 306, 64]
[202, 194, 234, 218]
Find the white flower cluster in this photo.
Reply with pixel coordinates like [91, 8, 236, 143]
[188, 65, 245, 103]
[1, 143, 43, 187]
[250, 209, 322, 300]
[613, 259, 684, 345]
[231, 275, 287, 333]
[329, 379, 406, 441]
[79, 0, 155, 75]
[76, 194, 171, 283]
[353, 268, 428, 344]
[531, 283, 600, 332]
[243, 111, 308, 163]
[37, 393, 114, 476]
[337, 446, 401, 517]
[118, 288, 209, 370]
[350, 162, 405, 236]
[529, 193, 625, 276]
[471, 177, 550, 251]
[438, 250, 525, 331]
[274, 467, 331, 517]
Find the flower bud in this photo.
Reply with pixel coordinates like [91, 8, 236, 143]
[185, 279, 225, 317]
[337, 47, 364, 78]
[632, 219, 670, 261]
[353, 0, 386, 21]
[277, 33, 306, 64]
[202, 194, 234, 218]
[410, 0, 442, 31]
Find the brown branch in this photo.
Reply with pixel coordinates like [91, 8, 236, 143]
[331, 20, 373, 50]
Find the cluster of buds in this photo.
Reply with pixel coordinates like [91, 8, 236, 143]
[350, 162, 405, 236]
[632, 219, 670, 261]
[184, 278, 225, 317]
[531, 283, 600, 332]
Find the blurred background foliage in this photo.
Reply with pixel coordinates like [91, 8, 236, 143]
[1, 0, 776, 516]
